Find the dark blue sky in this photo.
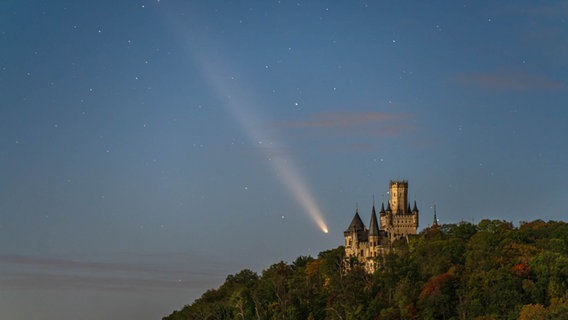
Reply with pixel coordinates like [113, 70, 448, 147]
[1, 1, 567, 319]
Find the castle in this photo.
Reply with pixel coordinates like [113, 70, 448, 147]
[344, 180, 419, 272]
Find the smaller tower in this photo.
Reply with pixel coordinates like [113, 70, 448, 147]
[379, 202, 387, 230]
[386, 201, 392, 223]
[368, 204, 380, 245]
[344, 208, 365, 258]
[367, 203, 381, 272]
[412, 200, 419, 228]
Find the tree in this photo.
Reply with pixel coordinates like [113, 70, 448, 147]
[517, 304, 546, 320]
[163, 220, 568, 320]
[257, 262, 294, 320]
[418, 273, 457, 320]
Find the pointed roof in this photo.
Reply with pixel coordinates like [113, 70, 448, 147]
[413, 200, 418, 212]
[379, 202, 385, 213]
[407, 203, 412, 213]
[386, 201, 391, 212]
[369, 205, 380, 236]
[345, 208, 365, 232]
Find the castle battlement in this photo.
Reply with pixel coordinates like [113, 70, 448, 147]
[389, 180, 408, 186]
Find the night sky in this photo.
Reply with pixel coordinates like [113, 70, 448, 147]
[1, 1, 567, 319]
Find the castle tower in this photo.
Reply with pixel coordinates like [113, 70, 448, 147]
[344, 208, 365, 258]
[379, 180, 419, 239]
[412, 200, 419, 228]
[368, 203, 379, 234]
[367, 203, 381, 271]
[389, 180, 408, 213]
[368, 203, 380, 247]
[343, 180, 420, 273]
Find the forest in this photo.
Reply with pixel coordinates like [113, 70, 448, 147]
[163, 220, 568, 320]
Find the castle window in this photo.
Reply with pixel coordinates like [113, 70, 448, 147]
[360, 250, 364, 256]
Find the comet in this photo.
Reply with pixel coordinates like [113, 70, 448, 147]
[177, 36, 329, 234]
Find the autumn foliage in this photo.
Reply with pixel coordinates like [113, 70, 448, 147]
[163, 220, 568, 320]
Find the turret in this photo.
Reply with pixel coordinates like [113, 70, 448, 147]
[413, 200, 419, 228]
[380, 201, 394, 230]
[344, 208, 365, 254]
[369, 205, 380, 237]
[367, 203, 381, 268]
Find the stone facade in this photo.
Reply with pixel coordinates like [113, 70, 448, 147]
[344, 180, 419, 272]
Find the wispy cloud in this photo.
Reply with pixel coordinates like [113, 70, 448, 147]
[276, 111, 411, 130]
[500, 3, 568, 18]
[270, 111, 418, 152]
[492, 4, 568, 68]
[0, 254, 147, 272]
[527, 4, 568, 17]
[0, 272, 215, 291]
[0, 254, 229, 291]
[0, 253, 220, 275]
[457, 71, 565, 92]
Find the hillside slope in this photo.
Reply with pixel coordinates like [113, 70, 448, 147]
[164, 220, 568, 320]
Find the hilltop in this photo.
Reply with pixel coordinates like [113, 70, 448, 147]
[163, 219, 568, 320]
